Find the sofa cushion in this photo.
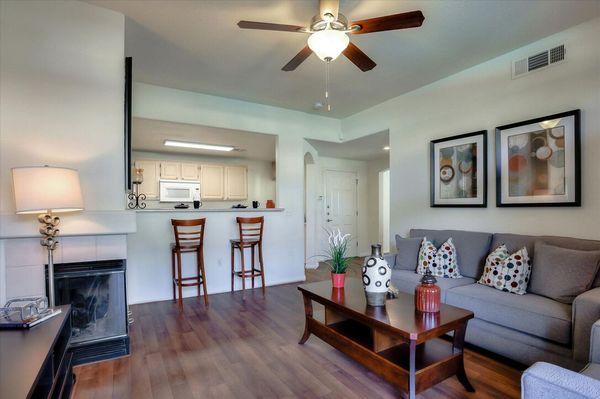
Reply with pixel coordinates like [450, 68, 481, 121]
[410, 229, 492, 279]
[390, 269, 475, 301]
[445, 283, 572, 344]
[394, 235, 422, 270]
[530, 242, 600, 304]
[491, 233, 600, 287]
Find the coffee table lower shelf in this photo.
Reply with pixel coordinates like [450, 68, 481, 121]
[306, 318, 465, 398]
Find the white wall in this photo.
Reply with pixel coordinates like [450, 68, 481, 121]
[132, 150, 276, 207]
[342, 18, 600, 242]
[380, 170, 391, 253]
[0, 0, 126, 213]
[367, 157, 390, 248]
[0, 0, 127, 302]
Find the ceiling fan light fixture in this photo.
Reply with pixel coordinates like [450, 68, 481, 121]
[307, 28, 349, 61]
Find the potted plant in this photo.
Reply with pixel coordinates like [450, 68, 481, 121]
[324, 229, 352, 288]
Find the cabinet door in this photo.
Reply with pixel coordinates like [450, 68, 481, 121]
[160, 161, 180, 180]
[180, 163, 199, 181]
[225, 166, 248, 200]
[200, 165, 224, 199]
[134, 160, 159, 199]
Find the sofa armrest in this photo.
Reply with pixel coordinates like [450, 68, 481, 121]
[384, 253, 397, 269]
[573, 288, 600, 362]
[522, 362, 600, 399]
[590, 320, 600, 364]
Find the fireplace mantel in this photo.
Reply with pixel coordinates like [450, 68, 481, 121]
[0, 210, 136, 239]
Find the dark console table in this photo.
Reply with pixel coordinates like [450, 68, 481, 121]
[0, 305, 74, 398]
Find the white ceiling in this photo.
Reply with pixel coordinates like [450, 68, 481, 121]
[307, 130, 389, 161]
[89, 0, 599, 118]
[132, 118, 277, 161]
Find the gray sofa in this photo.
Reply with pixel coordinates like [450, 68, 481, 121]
[521, 320, 600, 398]
[387, 229, 600, 370]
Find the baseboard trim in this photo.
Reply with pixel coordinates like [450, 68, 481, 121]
[129, 275, 307, 305]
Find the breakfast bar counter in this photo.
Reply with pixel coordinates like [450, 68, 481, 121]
[127, 207, 304, 304]
[136, 208, 284, 213]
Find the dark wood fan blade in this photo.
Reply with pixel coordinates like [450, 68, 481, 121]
[237, 21, 305, 33]
[320, 0, 339, 20]
[351, 10, 424, 34]
[342, 42, 376, 72]
[282, 46, 313, 71]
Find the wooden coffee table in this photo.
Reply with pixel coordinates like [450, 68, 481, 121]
[298, 278, 475, 399]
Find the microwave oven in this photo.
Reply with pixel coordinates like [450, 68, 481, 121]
[159, 180, 200, 203]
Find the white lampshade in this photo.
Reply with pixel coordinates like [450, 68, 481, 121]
[12, 166, 84, 214]
[307, 29, 349, 61]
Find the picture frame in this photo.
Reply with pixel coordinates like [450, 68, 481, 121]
[430, 130, 487, 207]
[495, 109, 581, 207]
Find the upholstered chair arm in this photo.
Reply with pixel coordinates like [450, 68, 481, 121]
[573, 288, 600, 362]
[384, 253, 397, 269]
[522, 362, 600, 399]
[590, 320, 600, 364]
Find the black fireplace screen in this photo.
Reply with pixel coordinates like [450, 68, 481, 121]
[51, 260, 127, 345]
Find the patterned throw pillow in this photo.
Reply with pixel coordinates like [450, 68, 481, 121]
[478, 244, 532, 295]
[417, 237, 462, 278]
[478, 244, 509, 288]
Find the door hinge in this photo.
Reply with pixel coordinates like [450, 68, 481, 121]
[355, 178, 359, 185]
[356, 211, 358, 216]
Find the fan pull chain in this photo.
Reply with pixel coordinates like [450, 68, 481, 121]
[325, 60, 331, 112]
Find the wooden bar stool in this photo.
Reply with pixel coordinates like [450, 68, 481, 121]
[171, 218, 208, 307]
[230, 216, 265, 294]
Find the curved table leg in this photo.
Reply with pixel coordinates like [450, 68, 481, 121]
[453, 322, 475, 392]
[299, 293, 313, 345]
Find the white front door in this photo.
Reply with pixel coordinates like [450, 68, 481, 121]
[324, 170, 358, 257]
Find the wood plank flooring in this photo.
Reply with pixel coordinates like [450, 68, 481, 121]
[73, 260, 522, 398]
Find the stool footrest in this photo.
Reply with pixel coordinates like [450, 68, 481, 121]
[173, 276, 204, 287]
[233, 269, 261, 278]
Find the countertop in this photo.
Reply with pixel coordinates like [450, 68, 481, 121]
[136, 208, 284, 213]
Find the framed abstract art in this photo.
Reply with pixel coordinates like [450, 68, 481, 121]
[495, 109, 581, 207]
[430, 130, 487, 207]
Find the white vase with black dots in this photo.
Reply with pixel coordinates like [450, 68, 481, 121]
[362, 244, 391, 306]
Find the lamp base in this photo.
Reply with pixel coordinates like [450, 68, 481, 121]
[39, 212, 60, 307]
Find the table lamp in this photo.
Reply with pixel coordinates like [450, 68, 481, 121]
[11, 166, 84, 307]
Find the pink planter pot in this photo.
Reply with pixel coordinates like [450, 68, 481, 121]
[331, 273, 346, 288]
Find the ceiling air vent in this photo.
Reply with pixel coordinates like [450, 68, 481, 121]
[512, 44, 565, 79]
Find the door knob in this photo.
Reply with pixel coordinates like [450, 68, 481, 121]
[326, 219, 333, 222]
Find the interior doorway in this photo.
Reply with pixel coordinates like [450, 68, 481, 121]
[323, 170, 358, 257]
[304, 152, 318, 268]
[379, 169, 391, 253]
[303, 130, 389, 262]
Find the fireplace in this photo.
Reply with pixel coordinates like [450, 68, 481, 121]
[46, 259, 130, 365]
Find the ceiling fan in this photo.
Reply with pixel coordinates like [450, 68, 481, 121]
[237, 0, 425, 72]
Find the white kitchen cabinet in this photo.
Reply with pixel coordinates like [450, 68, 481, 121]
[134, 160, 159, 199]
[160, 161, 180, 180]
[225, 166, 248, 200]
[180, 162, 199, 181]
[200, 164, 224, 200]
